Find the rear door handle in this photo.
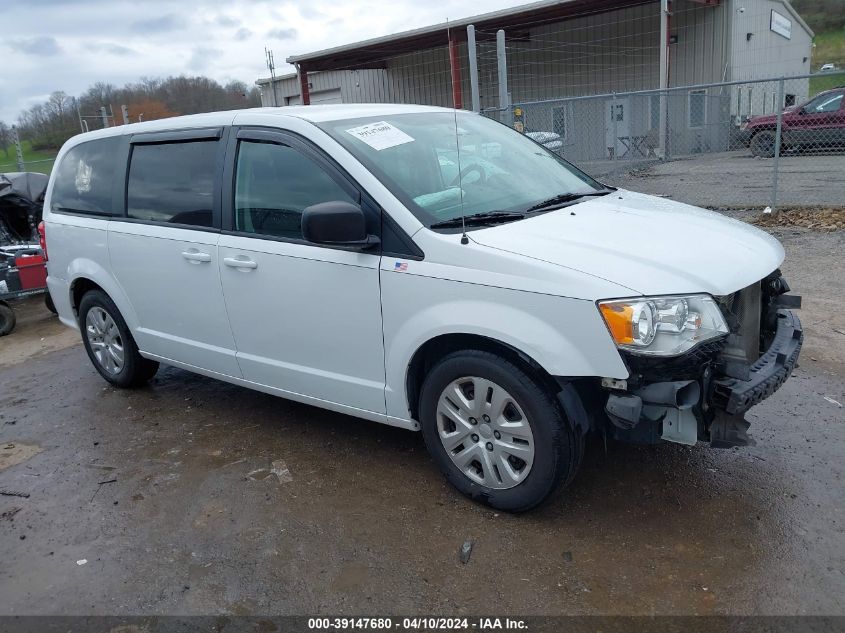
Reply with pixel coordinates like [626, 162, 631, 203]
[223, 256, 258, 270]
[182, 249, 212, 263]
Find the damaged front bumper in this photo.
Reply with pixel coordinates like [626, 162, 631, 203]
[603, 279, 803, 448]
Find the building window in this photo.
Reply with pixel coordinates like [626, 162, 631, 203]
[689, 89, 706, 129]
[785, 94, 796, 107]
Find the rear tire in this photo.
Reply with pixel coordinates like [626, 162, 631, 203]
[419, 350, 581, 512]
[45, 293, 57, 315]
[78, 290, 158, 387]
[750, 130, 777, 158]
[0, 302, 16, 336]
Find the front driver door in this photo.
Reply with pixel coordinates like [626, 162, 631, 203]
[793, 91, 845, 146]
[218, 129, 386, 416]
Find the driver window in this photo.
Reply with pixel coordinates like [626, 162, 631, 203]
[234, 140, 355, 240]
[809, 93, 843, 114]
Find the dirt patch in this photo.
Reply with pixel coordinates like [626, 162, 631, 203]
[751, 208, 845, 232]
[0, 294, 80, 369]
[0, 442, 42, 470]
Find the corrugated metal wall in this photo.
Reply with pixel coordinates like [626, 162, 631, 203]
[258, 0, 808, 116]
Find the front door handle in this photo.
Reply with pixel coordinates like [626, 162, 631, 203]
[182, 249, 212, 263]
[223, 256, 258, 270]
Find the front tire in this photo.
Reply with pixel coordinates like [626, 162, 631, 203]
[750, 130, 777, 158]
[419, 350, 581, 512]
[78, 290, 158, 387]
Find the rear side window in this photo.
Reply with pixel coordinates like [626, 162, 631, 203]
[234, 140, 355, 240]
[127, 141, 217, 227]
[51, 137, 121, 215]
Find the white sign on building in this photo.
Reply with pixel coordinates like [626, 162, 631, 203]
[770, 9, 792, 40]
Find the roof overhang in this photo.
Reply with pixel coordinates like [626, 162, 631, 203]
[286, 0, 655, 71]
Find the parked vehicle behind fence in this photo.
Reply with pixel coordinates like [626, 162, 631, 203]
[742, 86, 845, 157]
[42, 105, 803, 511]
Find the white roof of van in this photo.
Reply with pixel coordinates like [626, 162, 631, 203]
[66, 104, 460, 144]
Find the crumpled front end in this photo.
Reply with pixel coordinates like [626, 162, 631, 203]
[603, 270, 803, 448]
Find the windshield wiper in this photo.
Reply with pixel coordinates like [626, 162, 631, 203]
[429, 211, 525, 230]
[524, 189, 613, 213]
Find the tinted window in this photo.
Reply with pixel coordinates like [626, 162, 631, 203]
[807, 93, 843, 114]
[234, 140, 355, 240]
[127, 141, 217, 227]
[51, 137, 121, 215]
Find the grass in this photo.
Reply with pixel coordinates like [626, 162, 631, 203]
[0, 140, 57, 175]
[809, 28, 845, 95]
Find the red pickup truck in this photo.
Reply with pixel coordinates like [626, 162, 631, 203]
[742, 87, 845, 157]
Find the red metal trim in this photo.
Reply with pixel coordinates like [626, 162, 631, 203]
[448, 33, 463, 110]
[298, 66, 311, 106]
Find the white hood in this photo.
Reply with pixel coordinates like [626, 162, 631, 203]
[470, 190, 784, 298]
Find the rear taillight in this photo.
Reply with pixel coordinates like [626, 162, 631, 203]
[38, 221, 48, 261]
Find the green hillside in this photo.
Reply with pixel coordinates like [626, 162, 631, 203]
[0, 140, 56, 175]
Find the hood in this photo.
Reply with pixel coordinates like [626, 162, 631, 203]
[469, 190, 784, 298]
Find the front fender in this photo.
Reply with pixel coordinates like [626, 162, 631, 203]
[381, 272, 628, 421]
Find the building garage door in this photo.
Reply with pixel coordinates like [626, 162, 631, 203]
[287, 88, 342, 106]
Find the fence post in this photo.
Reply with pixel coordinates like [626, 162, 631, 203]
[771, 78, 785, 214]
[658, 0, 669, 159]
[467, 25, 481, 113]
[121, 105, 130, 126]
[11, 126, 24, 171]
[612, 93, 619, 168]
[100, 106, 109, 128]
[496, 29, 509, 124]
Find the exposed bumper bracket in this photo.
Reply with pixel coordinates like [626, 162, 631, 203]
[711, 309, 802, 415]
[709, 411, 756, 448]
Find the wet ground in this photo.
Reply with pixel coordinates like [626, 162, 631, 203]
[0, 227, 843, 616]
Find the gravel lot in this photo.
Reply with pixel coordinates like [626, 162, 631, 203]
[0, 222, 843, 618]
[581, 151, 845, 209]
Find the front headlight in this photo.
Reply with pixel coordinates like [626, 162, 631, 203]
[598, 295, 729, 356]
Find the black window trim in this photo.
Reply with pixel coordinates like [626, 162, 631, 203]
[115, 128, 229, 232]
[222, 126, 424, 260]
[130, 127, 223, 145]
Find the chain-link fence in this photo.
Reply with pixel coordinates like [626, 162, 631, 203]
[486, 70, 845, 211]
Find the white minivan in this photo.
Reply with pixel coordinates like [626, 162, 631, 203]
[42, 105, 802, 511]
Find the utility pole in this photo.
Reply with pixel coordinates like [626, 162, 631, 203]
[76, 99, 85, 133]
[265, 47, 278, 106]
[11, 126, 24, 171]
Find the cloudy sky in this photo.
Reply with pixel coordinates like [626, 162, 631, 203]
[0, 0, 531, 122]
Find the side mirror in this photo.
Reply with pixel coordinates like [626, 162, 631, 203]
[301, 201, 379, 250]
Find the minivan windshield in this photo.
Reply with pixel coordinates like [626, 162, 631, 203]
[318, 112, 605, 229]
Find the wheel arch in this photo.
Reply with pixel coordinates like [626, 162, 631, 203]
[406, 333, 576, 425]
[66, 260, 140, 331]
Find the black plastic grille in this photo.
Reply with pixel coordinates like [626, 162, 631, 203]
[622, 337, 727, 383]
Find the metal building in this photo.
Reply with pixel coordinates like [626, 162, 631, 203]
[257, 0, 812, 107]
[256, 0, 812, 159]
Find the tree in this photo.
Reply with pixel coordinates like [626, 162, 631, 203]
[0, 122, 11, 158]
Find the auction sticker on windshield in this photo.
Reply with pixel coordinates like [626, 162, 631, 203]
[346, 121, 415, 151]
